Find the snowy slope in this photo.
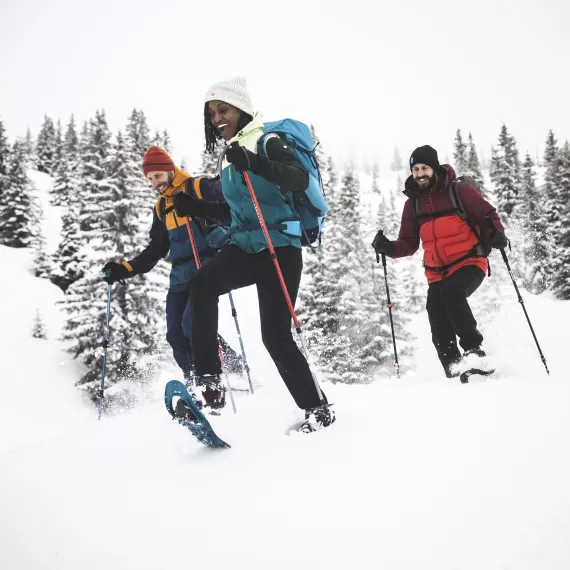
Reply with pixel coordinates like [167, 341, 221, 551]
[1, 239, 570, 569]
[0, 245, 93, 452]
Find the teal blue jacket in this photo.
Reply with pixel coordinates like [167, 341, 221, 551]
[220, 113, 309, 254]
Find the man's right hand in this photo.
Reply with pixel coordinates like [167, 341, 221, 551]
[102, 262, 131, 284]
[372, 230, 395, 255]
[173, 193, 210, 218]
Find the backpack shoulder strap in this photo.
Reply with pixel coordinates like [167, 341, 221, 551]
[159, 197, 166, 224]
[258, 132, 282, 157]
[448, 180, 467, 220]
[411, 194, 420, 224]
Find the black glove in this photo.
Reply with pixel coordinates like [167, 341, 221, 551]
[173, 193, 208, 218]
[490, 229, 508, 250]
[173, 192, 231, 221]
[371, 230, 395, 256]
[225, 143, 260, 173]
[102, 262, 131, 284]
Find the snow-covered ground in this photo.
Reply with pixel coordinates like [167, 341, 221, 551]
[1, 233, 569, 568]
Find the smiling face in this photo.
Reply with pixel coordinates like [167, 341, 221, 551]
[207, 100, 242, 141]
[146, 170, 174, 194]
[412, 163, 436, 190]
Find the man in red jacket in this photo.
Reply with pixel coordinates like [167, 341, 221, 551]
[372, 145, 508, 378]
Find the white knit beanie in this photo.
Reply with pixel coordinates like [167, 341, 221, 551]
[205, 76, 254, 116]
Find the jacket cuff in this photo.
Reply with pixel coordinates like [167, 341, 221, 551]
[122, 261, 134, 273]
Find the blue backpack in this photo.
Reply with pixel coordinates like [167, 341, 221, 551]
[257, 119, 328, 246]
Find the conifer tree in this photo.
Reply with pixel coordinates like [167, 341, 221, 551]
[391, 147, 404, 172]
[466, 133, 486, 195]
[490, 124, 521, 220]
[453, 129, 468, 174]
[51, 115, 80, 206]
[518, 153, 548, 293]
[51, 196, 84, 291]
[371, 163, 381, 196]
[551, 142, 570, 299]
[36, 115, 57, 175]
[78, 110, 112, 233]
[32, 309, 47, 340]
[23, 127, 35, 167]
[162, 129, 172, 155]
[200, 147, 219, 176]
[0, 140, 36, 247]
[0, 119, 9, 203]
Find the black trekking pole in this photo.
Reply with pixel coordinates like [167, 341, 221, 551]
[98, 283, 113, 420]
[375, 231, 400, 378]
[499, 247, 549, 375]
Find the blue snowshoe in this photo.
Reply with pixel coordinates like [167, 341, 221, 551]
[164, 380, 230, 449]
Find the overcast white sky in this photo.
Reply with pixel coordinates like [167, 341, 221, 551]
[1, 0, 568, 172]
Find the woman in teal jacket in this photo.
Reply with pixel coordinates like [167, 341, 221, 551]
[173, 76, 335, 433]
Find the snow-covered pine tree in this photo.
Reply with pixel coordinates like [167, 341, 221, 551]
[36, 115, 57, 175]
[32, 308, 47, 340]
[54, 120, 63, 170]
[51, 115, 80, 207]
[0, 119, 9, 203]
[51, 195, 84, 291]
[520, 153, 549, 293]
[162, 129, 172, 155]
[126, 109, 153, 204]
[466, 133, 486, 196]
[298, 155, 344, 370]
[453, 129, 469, 174]
[51, 115, 84, 290]
[199, 146, 219, 177]
[126, 109, 151, 160]
[490, 124, 522, 221]
[550, 142, 570, 299]
[391, 147, 403, 172]
[371, 163, 381, 196]
[322, 167, 363, 382]
[23, 127, 35, 167]
[32, 221, 52, 279]
[78, 110, 112, 234]
[0, 140, 37, 247]
[541, 130, 561, 286]
[298, 128, 335, 346]
[62, 130, 135, 402]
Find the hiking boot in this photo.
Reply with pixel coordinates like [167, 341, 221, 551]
[195, 374, 226, 410]
[299, 404, 336, 433]
[463, 347, 488, 370]
[174, 390, 202, 422]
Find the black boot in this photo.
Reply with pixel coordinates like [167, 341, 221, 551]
[195, 374, 226, 410]
[299, 404, 336, 433]
[174, 388, 203, 422]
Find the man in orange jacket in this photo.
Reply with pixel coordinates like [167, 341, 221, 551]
[372, 145, 508, 378]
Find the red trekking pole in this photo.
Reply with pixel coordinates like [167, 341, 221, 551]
[242, 171, 325, 403]
[182, 214, 238, 413]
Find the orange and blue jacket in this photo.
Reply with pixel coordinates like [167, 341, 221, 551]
[391, 165, 504, 284]
[122, 167, 229, 290]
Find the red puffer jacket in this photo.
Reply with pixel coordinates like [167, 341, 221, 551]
[391, 165, 504, 284]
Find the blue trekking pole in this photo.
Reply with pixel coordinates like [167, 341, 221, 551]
[98, 283, 113, 420]
[227, 291, 254, 393]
